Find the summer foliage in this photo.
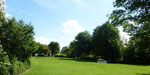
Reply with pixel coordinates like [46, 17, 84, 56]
[0, 0, 150, 75]
[0, 13, 38, 75]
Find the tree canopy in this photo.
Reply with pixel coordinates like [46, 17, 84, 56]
[93, 22, 122, 62]
[75, 31, 93, 58]
[48, 42, 60, 56]
[0, 14, 38, 61]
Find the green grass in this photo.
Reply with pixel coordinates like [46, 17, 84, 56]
[23, 57, 150, 75]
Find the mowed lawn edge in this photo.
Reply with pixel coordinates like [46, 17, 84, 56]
[22, 57, 150, 75]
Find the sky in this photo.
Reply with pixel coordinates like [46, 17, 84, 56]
[5, 0, 129, 49]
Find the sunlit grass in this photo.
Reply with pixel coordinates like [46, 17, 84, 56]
[23, 57, 150, 75]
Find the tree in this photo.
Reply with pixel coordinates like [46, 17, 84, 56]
[32, 42, 44, 55]
[60, 46, 73, 57]
[110, 0, 150, 35]
[109, 0, 150, 64]
[0, 14, 37, 61]
[93, 22, 122, 62]
[48, 42, 60, 56]
[123, 24, 150, 64]
[75, 31, 93, 58]
[60, 46, 69, 54]
[68, 40, 78, 58]
[0, 44, 11, 75]
[42, 45, 50, 56]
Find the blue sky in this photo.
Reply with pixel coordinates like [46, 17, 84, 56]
[5, 0, 129, 48]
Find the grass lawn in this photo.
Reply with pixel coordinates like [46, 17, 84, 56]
[22, 57, 150, 75]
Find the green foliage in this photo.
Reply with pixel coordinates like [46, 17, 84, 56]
[42, 45, 50, 56]
[123, 23, 150, 64]
[0, 45, 11, 75]
[10, 57, 30, 75]
[0, 12, 35, 75]
[75, 31, 93, 58]
[93, 22, 122, 62]
[31, 41, 40, 56]
[48, 42, 60, 56]
[97, 59, 105, 61]
[54, 54, 66, 57]
[0, 17, 36, 61]
[67, 40, 78, 58]
[109, 0, 150, 64]
[60, 46, 71, 56]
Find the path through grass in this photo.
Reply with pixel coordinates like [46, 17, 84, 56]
[23, 57, 150, 75]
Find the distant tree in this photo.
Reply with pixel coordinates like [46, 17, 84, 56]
[93, 22, 122, 62]
[60, 46, 69, 55]
[34, 43, 44, 55]
[75, 31, 93, 58]
[43, 45, 50, 56]
[48, 42, 60, 56]
[32, 41, 40, 56]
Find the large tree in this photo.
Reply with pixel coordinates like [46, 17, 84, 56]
[48, 42, 60, 56]
[123, 23, 150, 64]
[75, 31, 93, 58]
[93, 22, 122, 62]
[110, 0, 150, 35]
[109, 0, 150, 64]
[0, 14, 37, 61]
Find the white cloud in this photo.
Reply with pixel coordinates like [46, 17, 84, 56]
[35, 36, 59, 45]
[62, 20, 85, 34]
[5, 13, 11, 18]
[68, 37, 75, 42]
[33, 0, 61, 10]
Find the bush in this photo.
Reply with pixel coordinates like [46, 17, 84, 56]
[10, 57, 30, 75]
[82, 55, 97, 62]
[54, 54, 66, 57]
[0, 45, 11, 75]
[97, 59, 104, 61]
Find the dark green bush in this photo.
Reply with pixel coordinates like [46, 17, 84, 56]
[10, 57, 30, 75]
[54, 54, 66, 57]
[0, 45, 11, 75]
[82, 55, 97, 62]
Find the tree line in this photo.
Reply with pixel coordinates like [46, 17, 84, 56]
[60, 0, 150, 64]
[0, 0, 149, 75]
[33, 42, 60, 57]
[35, 0, 150, 64]
[60, 22, 122, 63]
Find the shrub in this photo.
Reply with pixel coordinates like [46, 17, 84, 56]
[10, 57, 30, 75]
[82, 55, 97, 62]
[54, 54, 66, 57]
[0, 45, 11, 75]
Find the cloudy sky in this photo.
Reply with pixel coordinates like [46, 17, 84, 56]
[5, 0, 129, 48]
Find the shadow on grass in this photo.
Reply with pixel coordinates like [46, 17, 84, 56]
[34, 57, 150, 66]
[58, 57, 95, 63]
[121, 63, 150, 66]
[136, 73, 150, 75]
